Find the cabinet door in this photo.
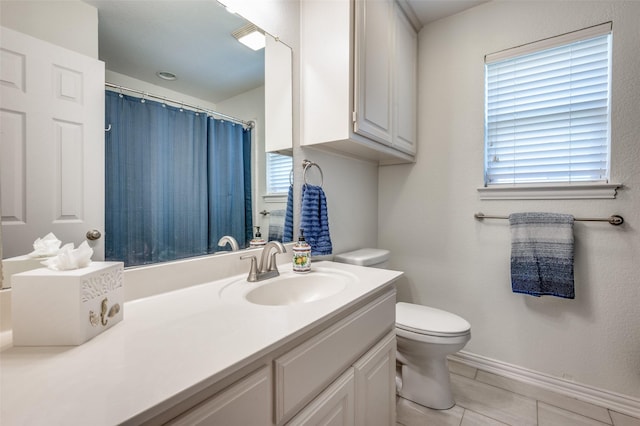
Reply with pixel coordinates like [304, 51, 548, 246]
[275, 290, 395, 423]
[393, 6, 418, 155]
[353, 331, 397, 426]
[167, 366, 271, 426]
[287, 368, 355, 426]
[265, 34, 293, 153]
[353, 0, 393, 145]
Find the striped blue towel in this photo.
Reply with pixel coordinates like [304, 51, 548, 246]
[300, 184, 332, 256]
[509, 212, 575, 299]
[283, 185, 294, 242]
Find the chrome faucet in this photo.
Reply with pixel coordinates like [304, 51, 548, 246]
[217, 235, 240, 252]
[241, 241, 287, 282]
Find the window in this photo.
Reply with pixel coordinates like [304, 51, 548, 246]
[484, 23, 612, 187]
[266, 152, 292, 194]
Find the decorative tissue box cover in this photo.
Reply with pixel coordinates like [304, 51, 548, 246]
[11, 261, 124, 346]
[2, 255, 48, 289]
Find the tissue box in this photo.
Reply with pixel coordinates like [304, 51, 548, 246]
[11, 262, 124, 346]
[2, 255, 49, 289]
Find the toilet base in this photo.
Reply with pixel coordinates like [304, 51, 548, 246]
[397, 361, 455, 410]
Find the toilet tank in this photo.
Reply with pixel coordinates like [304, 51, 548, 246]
[333, 248, 391, 269]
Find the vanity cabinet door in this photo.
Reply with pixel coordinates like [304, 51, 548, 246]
[287, 369, 355, 426]
[354, 331, 397, 426]
[274, 290, 395, 423]
[166, 366, 271, 426]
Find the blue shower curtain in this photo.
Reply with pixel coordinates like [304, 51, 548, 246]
[207, 118, 253, 253]
[105, 91, 252, 267]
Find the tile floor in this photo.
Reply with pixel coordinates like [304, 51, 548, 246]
[396, 360, 640, 426]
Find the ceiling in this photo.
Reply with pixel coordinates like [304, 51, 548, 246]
[83, 0, 265, 104]
[407, 0, 488, 25]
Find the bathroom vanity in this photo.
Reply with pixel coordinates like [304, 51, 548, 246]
[0, 261, 401, 425]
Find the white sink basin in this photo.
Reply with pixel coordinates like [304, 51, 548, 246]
[220, 267, 355, 306]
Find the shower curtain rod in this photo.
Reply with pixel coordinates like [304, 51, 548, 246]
[104, 82, 254, 128]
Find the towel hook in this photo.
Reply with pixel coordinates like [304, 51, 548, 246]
[302, 159, 323, 187]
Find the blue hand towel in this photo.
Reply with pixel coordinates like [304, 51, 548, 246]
[300, 184, 332, 256]
[283, 185, 294, 242]
[509, 212, 575, 299]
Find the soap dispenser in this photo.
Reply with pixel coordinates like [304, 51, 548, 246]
[293, 229, 311, 273]
[249, 226, 266, 247]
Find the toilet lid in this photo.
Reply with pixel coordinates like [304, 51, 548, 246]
[333, 248, 390, 266]
[396, 302, 470, 337]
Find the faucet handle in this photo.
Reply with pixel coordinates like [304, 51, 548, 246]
[264, 242, 286, 272]
[267, 249, 285, 272]
[267, 252, 278, 273]
[240, 255, 258, 282]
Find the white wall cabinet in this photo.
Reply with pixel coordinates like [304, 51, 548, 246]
[353, 0, 393, 146]
[301, 0, 418, 165]
[391, 5, 419, 156]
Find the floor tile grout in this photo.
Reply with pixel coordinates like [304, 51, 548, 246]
[397, 365, 640, 426]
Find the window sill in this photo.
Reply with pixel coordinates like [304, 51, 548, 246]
[263, 194, 288, 203]
[477, 183, 622, 200]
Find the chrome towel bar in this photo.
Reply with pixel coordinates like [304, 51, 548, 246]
[474, 212, 624, 226]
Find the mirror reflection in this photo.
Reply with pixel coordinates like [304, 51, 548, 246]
[90, 0, 293, 267]
[0, 1, 293, 271]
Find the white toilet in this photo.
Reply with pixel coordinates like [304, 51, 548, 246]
[334, 248, 471, 410]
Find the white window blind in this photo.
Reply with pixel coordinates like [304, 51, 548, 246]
[266, 152, 292, 194]
[484, 23, 612, 186]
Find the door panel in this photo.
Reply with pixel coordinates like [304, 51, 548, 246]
[1, 26, 105, 260]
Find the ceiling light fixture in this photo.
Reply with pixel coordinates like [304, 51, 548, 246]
[232, 23, 265, 51]
[156, 71, 177, 81]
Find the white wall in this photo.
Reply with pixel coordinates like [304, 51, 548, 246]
[300, 149, 379, 255]
[379, 1, 640, 399]
[0, 0, 97, 58]
[105, 70, 219, 111]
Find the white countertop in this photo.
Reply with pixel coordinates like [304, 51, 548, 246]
[0, 261, 402, 425]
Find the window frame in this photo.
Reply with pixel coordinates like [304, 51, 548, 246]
[479, 22, 621, 200]
[265, 151, 292, 197]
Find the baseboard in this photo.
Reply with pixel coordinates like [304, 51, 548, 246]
[449, 351, 640, 419]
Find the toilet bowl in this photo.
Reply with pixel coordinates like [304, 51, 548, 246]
[396, 302, 471, 409]
[333, 248, 471, 410]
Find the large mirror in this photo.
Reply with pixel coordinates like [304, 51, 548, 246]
[0, 0, 293, 277]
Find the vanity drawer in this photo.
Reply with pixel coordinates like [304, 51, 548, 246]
[274, 289, 395, 423]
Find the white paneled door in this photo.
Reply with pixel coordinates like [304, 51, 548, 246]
[1, 26, 105, 259]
